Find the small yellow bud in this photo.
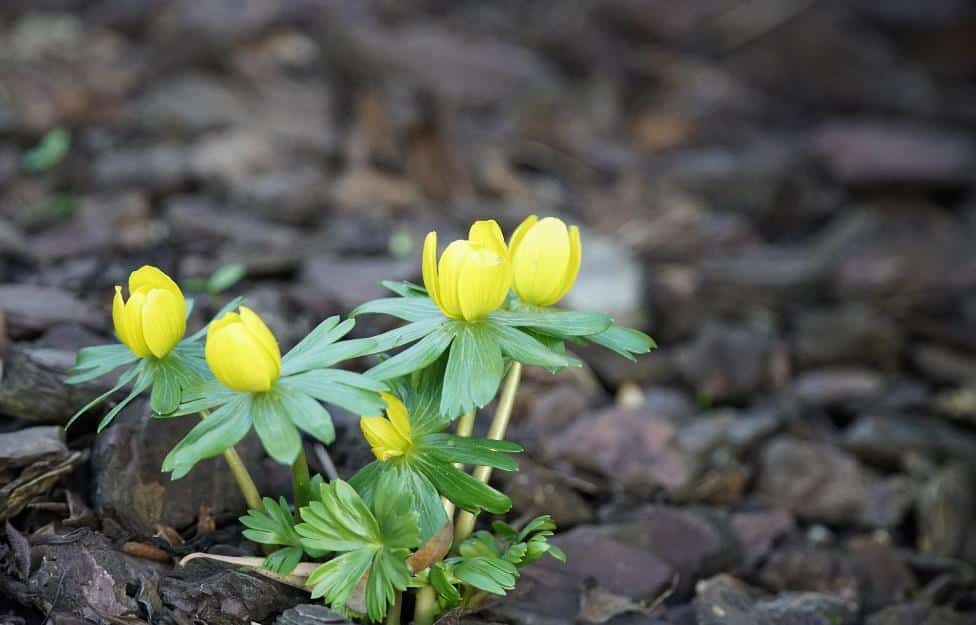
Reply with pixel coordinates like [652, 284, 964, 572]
[422, 220, 512, 321]
[205, 306, 282, 392]
[509, 215, 582, 307]
[360, 392, 413, 461]
[112, 265, 187, 358]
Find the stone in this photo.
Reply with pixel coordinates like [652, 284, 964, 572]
[160, 558, 306, 625]
[550, 405, 691, 496]
[793, 306, 903, 369]
[911, 343, 976, 385]
[299, 255, 416, 316]
[0, 427, 84, 521]
[675, 321, 780, 402]
[760, 538, 917, 613]
[844, 414, 976, 468]
[27, 528, 165, 623]
[756, 437, 876, 525]
[496, 456, 595, 528]
[756, 593, 857, 625]
[694, 574, 762, 625]
[731, 510, 795, 572]
[610, 505, 741, 596]
[791, 368, 885, 410]
[866, 603, 974, 625]
[916, 464, 975, 560]
[276, 604, 354, 625]
[486, 525, 674, 625]
[0, 285, 101, 337]
[563, 232, 644, 328]
[813, 120, 976, 187]
[92, 399, 265, 536]
[91, 144, 190, 192]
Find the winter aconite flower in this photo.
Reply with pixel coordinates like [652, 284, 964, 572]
[423, 220, 512, 321]
[206, 306, 282, 392]
[509, 215, 581, 307]
[113, 265, 187, 358]
[360, 392, 413, 461]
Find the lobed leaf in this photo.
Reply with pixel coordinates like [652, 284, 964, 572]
[66, 343, 137, 384]
[488, 308, 611, 336]
[421, 434, 522, 472]
[162, 395, 252, 478]
[440, 323, 504, 418]
[351, 296, 442, 323]
[366, 325, 455, 381]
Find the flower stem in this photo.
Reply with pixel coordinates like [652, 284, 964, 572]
[442, 407, 477, 518]
[386, 591, 403, 625]
[453, 362, 522, 546]
[199, 410, 263, 512]
[413, 585, 439, 625]
[291, 446, 311, 512]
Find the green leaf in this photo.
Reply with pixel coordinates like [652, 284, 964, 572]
[66, 362, 141, 429]
[413, 455, 511, 515]
[421, 434, 522, 472]
[487, 322, 580, 369]
[207, 263, 246, 294]
[277, 387, 335, 445]
[280, 370, 386, 416]
[281, 317, 373, 375]
[97, 365, 155, 432]
[351, 296, 442, 322]
[262, 546, 303, 576]
[587, 324, 657, 360]
[163, 395, 252, 478]
[23, 127, 70, 172]
[251, 392, 303, 465]
[488, 308, 611, 336]
[440, 323, 504, 417]
[306, 549, 374, 608]
[367, 317, 447, 355]
[241, 497, 301, 547]
[380, 281, 428, 297]
[297, 480, 418, 621]
[67, 344, 137, 384]
[169, 379, 238, 417]
[149, 366, 182, 415]
[366, 324, 455, 381]
[297, 481, 381, 552]
[451, 556, 517, 595]
[517, 515, 557, 542]
[351, 462, 447, 545]
[429, 563, 461, 604]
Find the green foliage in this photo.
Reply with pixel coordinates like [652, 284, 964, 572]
[240, 497, 306, 575]
[296, 480, 419, 621]
[425, 516, 565, 609]
[23, 127, 70, 172]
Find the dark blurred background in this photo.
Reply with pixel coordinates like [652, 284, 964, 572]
[2, 1, 976, 624]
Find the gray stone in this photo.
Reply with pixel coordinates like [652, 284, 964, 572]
[675, 321, 779, 402]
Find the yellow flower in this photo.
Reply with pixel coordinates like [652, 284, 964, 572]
[205, 306, 282, 392]
[509, 215, 582, 307]
[422, 220, 512, 321]
[360, 392, 413, 461]
[112, 265, 187, 358]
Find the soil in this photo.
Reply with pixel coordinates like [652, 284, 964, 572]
[1, 2, 976, 624]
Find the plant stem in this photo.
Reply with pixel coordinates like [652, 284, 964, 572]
[413, 585, 439, 625]
[442, 407, 477, 518]
[453, 362, 523, 546]
[199, 410, 263, 512]
[291, 446, 311, 512]
[387, 591, 403, 625]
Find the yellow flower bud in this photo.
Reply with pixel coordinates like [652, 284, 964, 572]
[509, 215, 582, 307]
[112, 265, 187, 358]
[360, 392, 413, 461]
[422, 220, 512, 321]
[205, 306, 282, 392]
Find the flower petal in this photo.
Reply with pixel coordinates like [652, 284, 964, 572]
[142, 288, 187, 357]
[457, 248, 511, 321]
[469, 219, 508, 258]
[508, 214, 538, 255]
[551, 224, 582, 304]
[112, 286, 131, 349]
[437, 240, 472, 319]
[122, 290, 152, 357]
[206, 323, 275, 392]
[238, 306, 281, 379]
[129, 265, 183, 299]
[380, 391, 411, 440]
[422, 231, 441, 309]
[512, 217, 571, 307]
[360, 416, 409, 461]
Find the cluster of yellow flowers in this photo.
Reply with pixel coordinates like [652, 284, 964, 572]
[424, 215, 581, 320]
[111, 214, 579, 405]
